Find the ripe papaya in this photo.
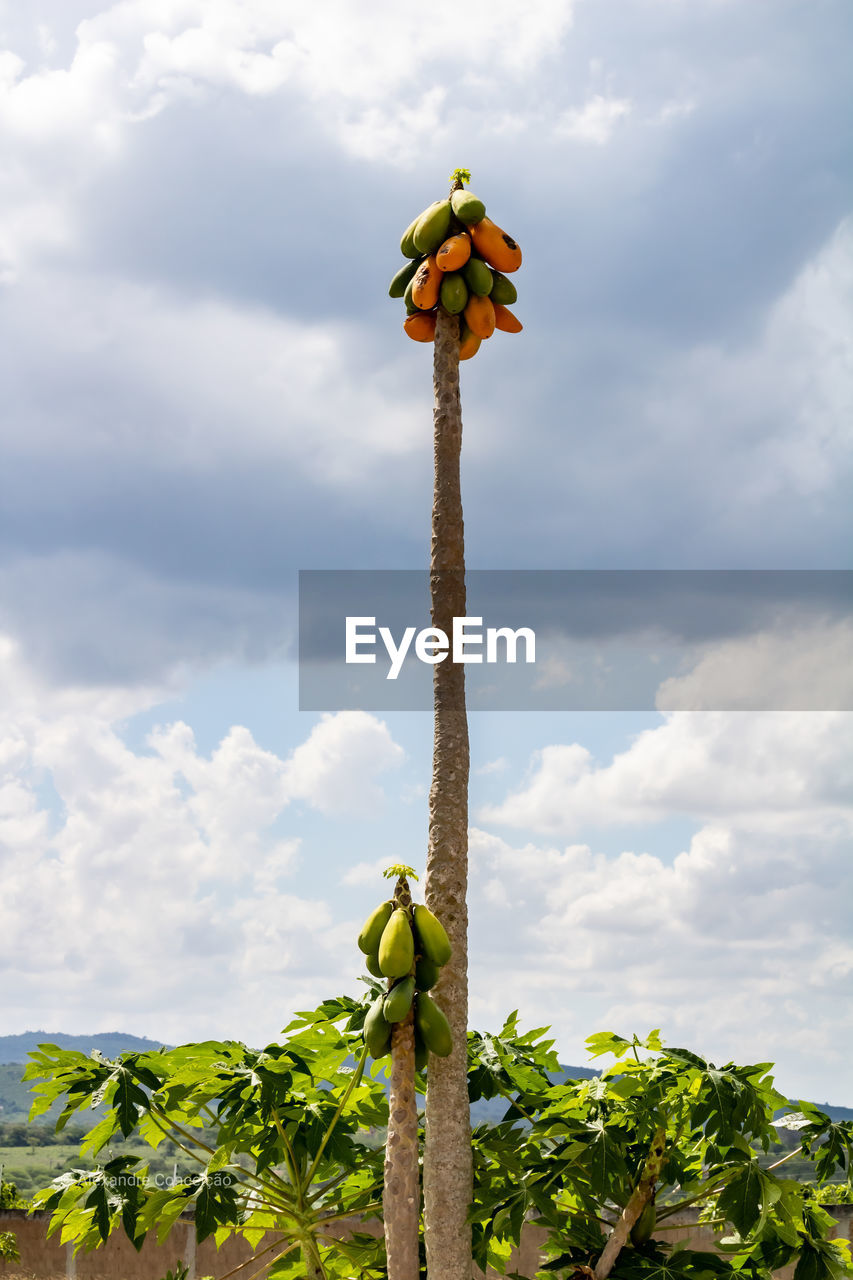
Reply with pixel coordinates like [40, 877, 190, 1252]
[403, 278, 419, 315]
[493, 303, 522, 333]
[358, 901, 393, 954]
[384, 975, 415, 1023]
[388, 259, 420, 298]
[404, 312, 437, 343]
[379, 907, 415, 976]
[414, 993, 452, 1058]
[364, 996, 392, 1058]
[470, 217, 522, 273]
[415, 955, 440, 991]
[436, 233, 471, 273]
[440, 273, 468, 315]
[413, 904, 452, 966]
[400, 216, 421, 259]
[459, 327, 481, 361]
[451, 188, 486, 226]
[630, 1202, 656, 1246]
[365, 951, 383, 978]
[463, 294, 496, 340]
[463, 257, 492, 297]
[411, 255, 442, 310]
[489, 271, 518, 305]
[413, 199, 452, 255]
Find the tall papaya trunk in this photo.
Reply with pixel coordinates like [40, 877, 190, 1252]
[423, 297, 472, 1280]
[384, 876, 420, 1280]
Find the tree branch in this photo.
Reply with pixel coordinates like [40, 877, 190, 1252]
[593, 1127, 666, 1280]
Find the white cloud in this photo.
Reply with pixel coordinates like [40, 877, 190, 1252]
[555, 94, 633, 144]
[0, 271, 429, 481]
[468, 809, 853, 1099]
[481, 710, 853, 833]
[656, 620, 853, 711]
[0, 635, 404, 1041]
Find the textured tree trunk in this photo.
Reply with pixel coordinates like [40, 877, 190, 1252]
[384, 877, 420, 1280]
[423, 303, 472, 1280]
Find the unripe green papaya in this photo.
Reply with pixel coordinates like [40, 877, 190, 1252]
[413, 200, 452, 255]
[415, 955, 439, 992]
[364, 996, 392, 1058]
[414, 993, 452, 1058]
[440, 272, 468, 315]
[384, 975, 415, 1023]
[403, 278, 419, 315]
[463, 257, 493, 297]
[451, 188, 486, 226]
[414, 1034, 428, 1072]
[358, 901, 393, 955]
[365, 951, 383, 978]
[413, 904, 451, 967]
[489, 271, 518, 305]
[378, 907, 415, 977]
[388, 259, 420, 298]
[400, 216, 421, 259]
[630, 1202, 656, 1246]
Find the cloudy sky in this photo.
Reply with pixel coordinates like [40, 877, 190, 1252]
[1, 0, 851, 1102]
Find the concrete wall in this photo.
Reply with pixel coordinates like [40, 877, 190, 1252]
[2, 1204, 851, 1280]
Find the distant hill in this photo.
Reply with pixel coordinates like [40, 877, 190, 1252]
[0, 1031, 167, 1065]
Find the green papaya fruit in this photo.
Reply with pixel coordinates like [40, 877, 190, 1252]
[388, 259, 420, 298]
[630, 1202, 656, 1246]
[489, 271, 518, 305]
[364, 996, 392, 1058]
[451, 188, 486, 226]
[440, 272, 468, 315]
[383, 975, 415, 1023]
[414, 1032, 428, 1072]
[403, 278, 419, 315]
[415, 993, 452, 1058]
[413, 199, 452, 254]
[365, 951, 383, 978]
[400, 216, 422, 259]
[413, 904, 451, 967]
[463, 256, 493, 297]
[415, 955, 439, 992]
[358, 901, 393, 955]
[378, 907, 415, 977]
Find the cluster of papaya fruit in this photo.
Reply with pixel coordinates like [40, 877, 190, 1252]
[389, 181, 522, 360]
[358, 897, 453, 1068]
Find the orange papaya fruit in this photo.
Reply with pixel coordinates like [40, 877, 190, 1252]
[411, 255, 442, 310]
[493, 303, 523, 333]
[436, 233, 472, 273]
[463, 294, 495, 339]
[459, 327, 481, 360]
[469, 217, 522, 273]
[404, 311, 437, 343]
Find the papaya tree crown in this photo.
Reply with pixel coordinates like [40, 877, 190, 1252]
[448, 167, 471, 188]
[383, 863, 419, 881]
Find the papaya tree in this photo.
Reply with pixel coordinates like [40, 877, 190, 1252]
[23, 1001, 391, 1280]
[357, 866, 455, 1280]
[392, 167, 523, 1280]
[465, 1023, 853, 1280]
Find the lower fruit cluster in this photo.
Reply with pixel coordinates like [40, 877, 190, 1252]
[358, 897, 453, 1064]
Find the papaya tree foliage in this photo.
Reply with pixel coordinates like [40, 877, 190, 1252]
[22, 1007, 853, 1280]
[24, 996, 390, 1280]
[467, 1022, 853, 1280]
